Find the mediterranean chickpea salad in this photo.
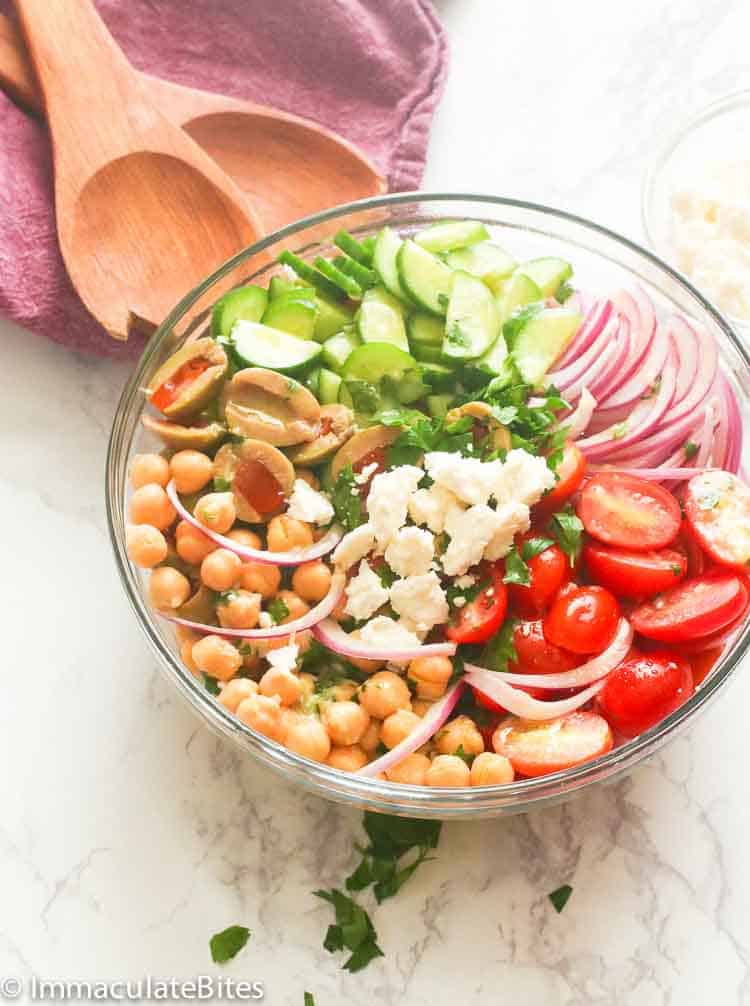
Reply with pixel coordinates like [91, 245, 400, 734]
[125, 218, 749, 788]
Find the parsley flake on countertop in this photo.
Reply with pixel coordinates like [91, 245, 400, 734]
[209, 925, 251, 963]
[304, 994, 315, 1006]
[548, 884, 573, 914]
[314, 889, 384, 973]
[346, 812, 442, 904]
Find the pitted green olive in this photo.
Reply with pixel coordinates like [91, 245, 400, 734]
[176, 585, 218, 626]
[445, 401, 511, 452]
[330, 424, 400, 480]
[141, 414, 227, 452]
[147, 337, 228, 422]
[213, 438, 295, 523]
[287, 404, 355, 466]
[221, 368, 320, 446]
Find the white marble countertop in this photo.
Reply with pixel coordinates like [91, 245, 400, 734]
[3, 1, 750, 1003]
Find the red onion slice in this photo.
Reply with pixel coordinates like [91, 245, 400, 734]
[722, 373, 743, 474]
[464, 669, 605, 720]
[547, 314, 618, 393]
[358, 680, 465, 778]
[586, 317, 632, 400]
[561, 388, 597, 439]
[666, 314, 700, 406]
[665, 318, 717, 426]
[166, 480, 342, 566]
[313, 617, 457, 661]
[597, 319, 668, 411]
[553, 298, 613, 370]
[159, 573, 346, 639]
[589, 466, 712, 481]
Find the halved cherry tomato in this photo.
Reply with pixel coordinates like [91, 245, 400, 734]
[492, 711, 613, 777]
[684, 471, 750, 570]
[543, 585, 620, 654]
[582, 542, 687, 598]
[446, 564, 508, 645]
[688, 646, 724, 686]
[509, 619, 580, 675]
[507, 534, 570, 616]
[597, 650, 694, 738]
[150, 357, 211, 413]
[534, 440, 587, 514]
[671, 578, 750, 654]
[233, 459, 286, 516]
[676, 520, 707, 577]
[631, 570, 748, 643]
[577, 472, 681, 551]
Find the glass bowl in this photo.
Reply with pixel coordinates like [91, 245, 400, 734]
[106, 193, 750, 819]
[642, 89, 750, 335]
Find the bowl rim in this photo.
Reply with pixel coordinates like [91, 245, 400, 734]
[106, 190, 750, 817]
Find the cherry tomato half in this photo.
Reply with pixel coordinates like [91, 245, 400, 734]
[676, 520, 707, 578]
[534, 440, 587, 515]
[597, 650, 694, 738]
[446, 564, 508, 645]
[671, 579, 750, 655]
[577, 472, 681, 551]
[507, 534, 570, 616]
[509, 619, 580, 675]
[492, 711, 613, 777]
[684, 471, 750, 570]
[543, 585, 620, 655]
[631, 570, 748, 643]
[582, 542, 687, 598]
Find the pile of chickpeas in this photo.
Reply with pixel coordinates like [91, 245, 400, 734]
[126, 447, 515, 788]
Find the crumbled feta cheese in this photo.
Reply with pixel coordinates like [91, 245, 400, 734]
[332, 523, 376, 569]
[286, 478, 335, 526]
[258, 611, 273, 629]
[344, 560, 390, 620]
[366, 465, 423, 548]
[491, 449, 556, 507]
[408, 483, 465, 534]
[354, 462, 379, 485]
[423, 452, 498, 506]
[384, 526, 435, 577]
[484, 502, 531, 561]
[359, 616, 421, 650]
[441, 504, 506, 576]
[455, 574, 476, 589]
[266, 642, 299, 674]
[389, 571, 449, 633]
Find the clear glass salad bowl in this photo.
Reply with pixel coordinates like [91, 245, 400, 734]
[106, 193, 750, 819]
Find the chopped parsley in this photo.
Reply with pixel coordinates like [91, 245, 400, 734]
[555, 281, 575, 304]
[453, 744, 475, 766]
[671, 564, 683, 576]
[683, 440, 699, 461]
[610, 421, 628, 440]
[548, 885, 573, 914]
[522, 536, 555, 560]
[478, 618, 518, 673]
[216, 590, 239, 607]
[502, 303, 544, 347]
[202, 674, 220, 696]
[304, 995, 315, 1006]
[549, 506, 584, 567]
[377, 409, 474, 467]
[345, 813, 442, 904]
[209, 925, 251, 963]
[330, 464, 364, 532]
[267, 596, 290, 624]
[314, 889, 384, 973]
[212, 475, 232, 492]
[503, 545, 531, 586]
[478, 375, 569, 466]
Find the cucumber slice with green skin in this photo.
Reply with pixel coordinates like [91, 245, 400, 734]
[230, 320, 322, 374]
[510, 307, 581, 386]
[496, 272, 542, 321]
[269, 275, 310, 300]
[407, 312, 444, 348]
[420, 361, 455, 391]
[305, 366, 322, 397]
[426, 393, 455, 419]
[462, 329, 509, 386]
[373, 227, 410, 302]
[397, 239, 454, 317]
[261, 292, 318, 340]
[342, 343, 427, 406]
[318, 368, 343, 406]
[445, 242, 516, 293]
[332, 255, 377, 290]
[211, 285, 268, 340]
[321, 329, 362, 373]
[333, 230, 374, 266]
[443, 269, 502, 362]
[356, 286, 409, 352]
[515, 257, 573, 298]
[314, 257, 363, 300]
[314, 295, 355, 343]
[410, 341, 445, 364]
[278, 251, 345, 301]
[415, 219, 490, 253]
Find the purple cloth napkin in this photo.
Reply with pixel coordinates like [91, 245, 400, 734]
[0, 0, 447, 359]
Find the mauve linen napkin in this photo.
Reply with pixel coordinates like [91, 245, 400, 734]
[0, 0, 447, 359]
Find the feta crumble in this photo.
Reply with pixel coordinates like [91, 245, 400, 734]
[286, 478, 335, 526]
[389, 571, 449, 633]
[484, 502, 531, 560]
[423, 451, 498, 506]
[491, 449, 556, 507]
[266, 642, 299, 674]
[408, 483, 465, 534]
[332, 523, 376, 569]
[384, 526, 435, 577]
[442, 504, 506, 576]
[344, 560, 390, 620]
[359, 616, 421, 650]
[367, 465, 424, 548]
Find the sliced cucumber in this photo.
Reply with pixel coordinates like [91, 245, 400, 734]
[231, 320, 322, 374]
[333, 255, 377, 290]
[510, 307, 581, 386]
[516, 257, 573, 298]
[397, 239, 454, 316]
[261, 291, 318, 340]
[278, 251, 345, 301]
[211, 285, 268, 340]
[269, 275, 310, 300]
[426, 393, 455, 419]
[496, 272, 542, 321]
[445, 241, 516, 293]
[305, 366, 321, 397]
[407, 312, 444, 349]
[462, 329, 509, 386]
[318, 368, 342, 405]
[373, 226, 409, 302]
[334, 229, 374, 266]
[443, 270, 501, 362]
[321, 329, 362, 373]
[314, 295, 354, 343]
[342, 343, 426, 406]
[314, 257, 363, 300]
[420, 361, 455, 391]
[410, 341, 444, 364]
[415, 219, 490, 253]
[356, 286, 409, 352]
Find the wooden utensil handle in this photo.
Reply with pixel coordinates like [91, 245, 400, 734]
[0, 12, 41, 115]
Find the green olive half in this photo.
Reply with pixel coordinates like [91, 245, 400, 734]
[147, 337, 228, 423]
[214, 438, 295, 523]
[222, 368, 320, 447]
[287, 404, 355, 466]
[330, 424, 400, 480]
[446, 401, 511, 452]
[141, 414, 227, 452]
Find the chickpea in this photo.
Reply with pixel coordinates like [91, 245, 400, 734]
[192, 635, 242, 681]
[276, 590, 310, 623]
[425, 755, 471, 788]
[359, 720, 381, 754]
[470, 752, 514, 787]
[252, 630, 313, 658]
[259, 666, 303, 707]
[408, 655, 453, 700]
[201, 548, 242, 591]
[298, 672, 316, 701]
[359, 671, 412, 720]
[435, 715, 484, 757]
[180, 640, 200, 677]
[412, 698, 435, 718]
[129, 483, 176, 530]
[131, 452, 169, 489]
[149, 566, 191, 610]
[385, 753, 431, 786]
[321, 701, 370, 746]
[292, 561, 332, 603]
[236, 693, 284, 740]
[227, 528, 263, 550]
[329, 679, 359, 702]
[327, 745, 368, 772]
[295, 469, 320, 490]
[380, 709, 421, 750]
[169, 450, 213, 495]
[217, 590, 261, 630]
[218, 678, 258, 713]
[266, 515, 314, 552]
[126, 523, 168, 568]
[175, 624, 199, 647]
[284, 715, 331, 762]
[175, 520, 217, 565]
[194, 492, 236, 534]
[239, 561, 281, 599]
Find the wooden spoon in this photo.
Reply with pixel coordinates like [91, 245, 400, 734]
[0, 12, 385, 239]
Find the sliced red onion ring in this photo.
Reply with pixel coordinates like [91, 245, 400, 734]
[597, 316, 667, 412]
[553, 298, 613, 370]
[666, 314, 700, 406]
[312, 617, 457, 661]
[561, 321, 623, 403]
[722, 373, 743, 474]
[587, 317, 632, 401]
[166, 480, 342, 566]
[665, 318, 717, 426]
[601, 408, 707, 465]
[588, 466, 712, 481]
[560, 387, 596, 439]
[161, 573, 346, 639]
[547, 314, 618, 393]
[358, 680, 465, 778]
[466, 619, 633, 691]
[464, 669, 605, 721]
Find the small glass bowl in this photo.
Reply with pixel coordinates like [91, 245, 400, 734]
[642, 89, 750, 333]
[107, 193, 750, 819]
